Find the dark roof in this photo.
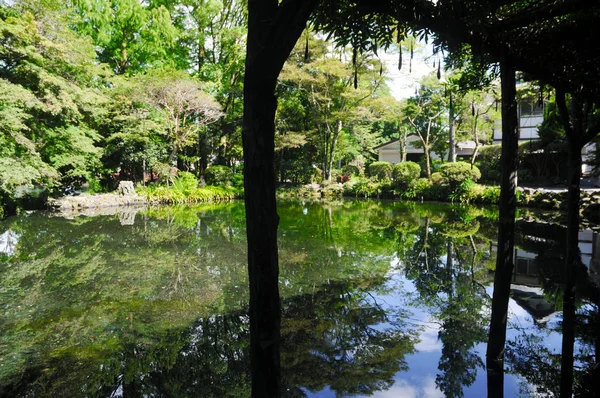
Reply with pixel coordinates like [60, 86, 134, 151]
[373, 139, 399, 150]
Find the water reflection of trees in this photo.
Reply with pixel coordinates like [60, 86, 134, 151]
[0, 201, 419, 397]
[2, 201, 598, 397]
[504, 221, 600, 397]
[1, 281, 418, 397]
[395, 206, 493, 398]
[281, 279, 417, 397]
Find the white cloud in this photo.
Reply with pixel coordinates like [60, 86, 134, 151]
[414, 320, 442, 352]
[373, 376, 443, 398]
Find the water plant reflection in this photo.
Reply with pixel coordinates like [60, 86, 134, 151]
[0, 201, 597, 397]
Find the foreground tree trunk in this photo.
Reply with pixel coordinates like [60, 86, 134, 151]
[555, 90, 600, 398]
[486, 59, 518, 398]
[560, 139, 583, 398]
[243, 1, 317, 397]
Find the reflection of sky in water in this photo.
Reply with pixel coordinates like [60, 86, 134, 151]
[305, 271, 562, 398]
[3, 202, 593, 396]
[0, 229, 20, 255]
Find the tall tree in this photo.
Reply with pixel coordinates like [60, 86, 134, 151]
[486, 59, 518, 398]
[404, 75, 446, 178]
[555, 90, 600, 398]
[279, 38, 387, 182]
[143, 71, 223, 166]
[72, 0, 179, 74]
[456, 89, 499, 166]
[242, 1, 318, 396]
[0, 5, 110, 201]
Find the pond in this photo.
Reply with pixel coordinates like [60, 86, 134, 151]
[0, 200, 598, 397]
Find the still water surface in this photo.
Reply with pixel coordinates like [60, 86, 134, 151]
[0, 200, 598, 397]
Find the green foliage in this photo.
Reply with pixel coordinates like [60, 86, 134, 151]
[440, 219, 480, 238]
[448, 178, 476, 203]
[153, 162, 177, 185]
[277, 35, 393, 182]
[431, 172, 446, 186]
[477, 186, 501, 204]
[403, 75, 448, 177]
[418, 178, 450, 201]
[392, 162, 421, 189]
[341, 164, 360, 180]
[0, 9, 108, 193]
[352, 179, 384, 198]
[330, 168, 342, 183]
[72, 0, 180, 74]
[140, 184, 238, 204]
[476, 145, 501, 183]
[173, 171, 198, 195]
[204, 165, 232, 187]
[231, 173, 244, 190]
[311, 166, 323, 183]
[439, 162, 481, 189]
[366, 161, 393, 181]
[86, 177, 104, 194]
[321, 183, 343, 198]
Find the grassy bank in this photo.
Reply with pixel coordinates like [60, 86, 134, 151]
[138, 185, 241, 204]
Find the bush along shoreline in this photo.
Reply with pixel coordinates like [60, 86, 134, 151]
[278, 161, 499, 203]
[276, 160, 600, 214]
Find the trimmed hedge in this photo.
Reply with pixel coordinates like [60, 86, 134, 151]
[439, 162, 481, 189]
[366, 161, 393, 180]
[392, 162, 421, 189]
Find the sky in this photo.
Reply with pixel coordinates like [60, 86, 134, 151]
[381, 41, 439, 100]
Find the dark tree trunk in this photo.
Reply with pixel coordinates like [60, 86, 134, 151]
[446, 240, 454, 297]
[560, 140, 583, 398]
[448, 93, 456, 162]
[243, 1, 317, 397]
[554, 90, 600, 397]
[486, 59, 519, 398]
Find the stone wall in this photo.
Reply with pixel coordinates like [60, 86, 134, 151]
[518, 187, 600, 225]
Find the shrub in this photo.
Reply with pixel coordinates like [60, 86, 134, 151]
[439, 162, 481, 189]
[311, 167, 323, 183]
[173, 171, 198, 194]
[342, 181, 355, 196]
[392, 162, 421, 189]
[366, 161, 393, 180]
[341, 164, 360, 181]
[204, 165, 232, 186]
[418, 178, 450, 201]
[140, 185, 238, 204]
[476, 145, 502, 183]
[414, 178, 432, 193]
[86, 177, 104, 194]
[232, 173, 244, 190]
[153, 162, 177, 185]
[353, 179, 383, 198]
[448, 178, 476, 203]
[477, 185, 501, 204]
[330, 169, 342, 183]
[322, 183, 343, 198]
[430, 172, 446, 186]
